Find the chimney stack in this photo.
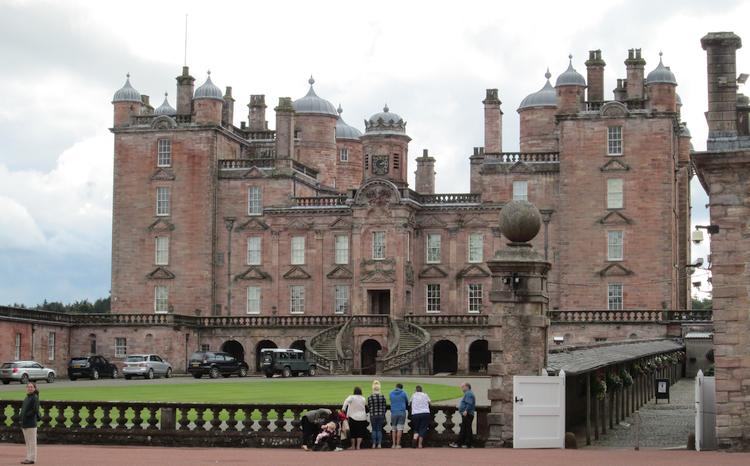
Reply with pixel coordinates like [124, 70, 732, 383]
[701, 32, 742, 143]
[222, 87, 235, 127]
[624, 48, 646, 103]
[248, 95, 268, 131]
[414, 149, 436, 194]
[483, 89, 503, 153]
[274, 97, 295, 159]
[176, 66, 195, 116]
[585, 50, 606, 102]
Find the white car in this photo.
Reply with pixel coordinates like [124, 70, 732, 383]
[122, 354, 172, 379]
[1, 361, 56, 384]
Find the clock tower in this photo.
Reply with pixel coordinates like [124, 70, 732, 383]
[361, 105, 411, 185]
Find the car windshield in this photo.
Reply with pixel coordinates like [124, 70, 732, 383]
[190, 352, 208, 361]
[126, 356, 146, 362]
[1, 363, 14, 368]
[70, 358, 88, 362]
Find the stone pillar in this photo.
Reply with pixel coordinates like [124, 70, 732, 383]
[483, 89, 503, 153]
[485, 201, 551, 447]
[248, 94, 267, 131]
[414, 149, 436, 194]
[274, 97, 295, 159]
[585, 49, 605, 103]
[222, 86, 235, 127]
[701, 32, 742, 144]
[175, 66, 195, 116]
[624, 48, 646, 103]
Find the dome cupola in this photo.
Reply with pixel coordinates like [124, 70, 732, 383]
[154, 92, 177, 115]
[194, 71, 224, 100]
[646, 52, 677, 85]
[519, 69, 558, 110]
[112, 73, 141, 103]
[293, 76, 338, 116]
[555, 55, 586, 87]
[364, 104, 407, 135]
[335, 105, 362, 140]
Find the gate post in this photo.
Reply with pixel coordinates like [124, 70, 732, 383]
[485, 201, 551, 447]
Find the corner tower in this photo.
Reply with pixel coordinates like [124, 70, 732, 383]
[361, 105, 411, 185]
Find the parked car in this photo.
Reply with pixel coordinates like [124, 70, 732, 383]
[0, 361, 56, 384]
[67, 355, 118, 380]
[187, 351, 248, 379]
[122, 354, 172, 380]
[260, 348, 316, 378]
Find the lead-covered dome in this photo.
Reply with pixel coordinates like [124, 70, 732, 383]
[646, 53, 677, 85]
[335, 105, 362, 140]
[519, 69, 558, 110]
[194, 72, 223, 100]
[293, 76, 338, 116]
[154, 93, 177, 115]
[112, 74, 141, 103]
[364, 104, 407, 135]
[556, 55, 586, 87]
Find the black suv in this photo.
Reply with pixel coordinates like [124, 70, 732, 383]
[188, 351, 249, 379]
[67, 355, 119, 380]
[261, 348, 316, 378]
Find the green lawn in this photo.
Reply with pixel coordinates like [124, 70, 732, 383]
[0, 379, 461, 404]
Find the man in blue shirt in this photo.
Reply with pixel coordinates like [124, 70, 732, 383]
[389, 383, 409, 448]
[450, 382, 476, 448]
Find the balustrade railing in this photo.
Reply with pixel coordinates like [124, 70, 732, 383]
[350, 315, 390, 327]
[550, 309, 713, 323]
[483, 152, 559, 163]
[200, 315, 348, 328]
[380, 321, 431, 372]
[0, 400, 488, 447]
[293, 196, 347, 207]
[405, 314, 489, 327]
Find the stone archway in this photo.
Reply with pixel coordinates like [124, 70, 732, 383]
[468, 339, 490, 373]
[361, 339, 382, 375]
[290, 339, 307, 352]
[433, 340, 458, 374]
[221, 340, 245, 363]
[255, 340, 277, 371]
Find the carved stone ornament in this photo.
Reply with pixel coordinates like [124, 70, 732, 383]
[235, 266, 271, 281]
[151, 115, 177, 129]
[372, 154, 389, 175]
[283, 266, 312, 280]
[147, 218, 175, 232]
[352, 179, 401, 207]
[600, 101, 629, 118]
[147, 267, 175, 280]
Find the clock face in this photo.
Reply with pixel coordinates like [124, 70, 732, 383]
[372, 155, 389, 175]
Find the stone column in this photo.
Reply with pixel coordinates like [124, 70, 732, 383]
[485, 201, 551, 447]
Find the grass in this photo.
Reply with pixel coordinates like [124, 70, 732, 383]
[0, 379, 461, 404]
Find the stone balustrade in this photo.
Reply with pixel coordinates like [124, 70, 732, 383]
[405, 314, 489, 327]
[200, 315, 349, 328]
[483, 152, 560, 163]
[550, 309, 713, 323]
[0, 400, 488, 448]
[293, 196, 347, 207]
[350, 315, 390, 327]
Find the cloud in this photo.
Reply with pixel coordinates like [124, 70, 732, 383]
[0, 196, 45, 250]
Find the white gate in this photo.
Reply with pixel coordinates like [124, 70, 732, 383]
[513, 370, 566, 448]
[695, 370, 717, 451]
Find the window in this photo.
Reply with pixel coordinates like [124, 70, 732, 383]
[512, 181, 528, 202]
[608, 284, 623, 310]
[155, 237, 169, 265]
[393, 153, 400, 170]
[372, 231, 386, 260]
[607, 231, 624, 261]
[247, 237, 262, 265]
[15, 333, 21, 360]
[339, 148, 349, 162]
[426, 284, 441, 313]
[468, 284, 483, 313]
[156, 187, 170, 216]
[335, 235, 349, 264]
[200, 344, 210, 352]
[246, 287, 261, 314]
[426, 233, 441, 263]
[291, 236, 305, 265]
[154, 286, 169, 313]
[607, 126, 623, 155]
[468, 233, 484, 263]
[247, 186, 262, 216]
[290, 286, 305, 314]
[157, 139, 171, 167]
[607, 178, 624, 209]
[335, 286, 350, 314]
[365, 154, 369, 170]
[115, 337, 127, 358]
[48, 332, 55, 361]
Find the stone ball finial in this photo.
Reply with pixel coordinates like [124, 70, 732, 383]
[500, 200, 542, 244]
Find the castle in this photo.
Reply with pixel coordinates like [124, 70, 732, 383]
[100, 46, 693, 374]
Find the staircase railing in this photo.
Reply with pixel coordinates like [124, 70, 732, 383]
[382, 318, 401, 359]
[379, 320, 431, 372]
[308, 323, 343, 373]
[334, 318, 354, 372]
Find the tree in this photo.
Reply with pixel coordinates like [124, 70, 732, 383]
[691, 297, 712, 310]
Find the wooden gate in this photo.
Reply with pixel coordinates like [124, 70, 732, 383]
[513, 370, 566, 448]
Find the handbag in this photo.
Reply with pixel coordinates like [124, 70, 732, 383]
[340, 419, 350, 440]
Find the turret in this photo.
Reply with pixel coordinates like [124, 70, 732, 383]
[334, 105, 364, 191]
[175, 66, 195, 116]
[645, 52, 678, 113]
[292, 77, 338, 186]
[112, 74, 143, 127]
[362, 104, 411, 185]
[556, 55, 586, 114]
[193, 72, 223, 125]
[483, 89, 503, 153]
[414, 149, 436, 194]
[518, 70, 558, 152]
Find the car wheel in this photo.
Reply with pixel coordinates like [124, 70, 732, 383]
[264, 373, 273, 378]
[239, 366, 248, 377]
[111, 368, 118, 379]
[165, 368, 172, 378]
[91, 369, 99, 380]
[47, 373, 55, 384]
[209, 367, 220, 379]
[1, 380, 9, 385]
[282, 366, 292, 378]
[69, 376, 77, 381]
[308, 366, 317, 377]
[192, 373, 202, 379]
[147, 369, 154, 380]
[20, 374, 29, 384]
[125, 375, 132, 380]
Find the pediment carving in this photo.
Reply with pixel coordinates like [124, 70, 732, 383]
[598, 263, 633, 277]
[352, 178, 401, 207]
[147, 218, 175, 232]
[456, 214, 488, 228]
[241, 166, 268, 179]
[508, 161, 532, 173]
[327, 265, 353, 279]
[417, 215, 447, 228]
[147, 267, 175, 280]
[361, 269, 396, 283]
[418, 265, 448, 279]
[597, 211, 633, 225]
[329, 217, 354, 230]
[236, 218, 269, 231]
[600, 158, 630, 172]
[150, 168, 176, 181]
[456, 264, 490, 279]
[285, 218, 313, 230]
[600, 101, 629, 118]
[360, 258, 396, 283]
[151, 115, 177, 129]
[235, 266, 271, 281]
[283, 266, 311, 280]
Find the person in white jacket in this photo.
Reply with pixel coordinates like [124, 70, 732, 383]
[342, 386, 369, 450]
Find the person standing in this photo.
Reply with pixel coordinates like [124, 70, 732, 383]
[19, 382, 40, 464]
[342, 387, 368, 450]
[450, 382, 476, 448]
[300, 408, 332, 451]
[367, 380, 387, 448]
[409, 385, 431, 449]
[388, 383, 409, 448]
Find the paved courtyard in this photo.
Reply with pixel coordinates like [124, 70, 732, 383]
[1, 444, 749, 466]
[591, 378, 695, 449]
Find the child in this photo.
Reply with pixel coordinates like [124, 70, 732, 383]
[313, 422, 338, 451]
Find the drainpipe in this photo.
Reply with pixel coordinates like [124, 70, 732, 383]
[225, 217, 236, 316]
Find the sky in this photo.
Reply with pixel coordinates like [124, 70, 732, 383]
[1, 0, 746, 306]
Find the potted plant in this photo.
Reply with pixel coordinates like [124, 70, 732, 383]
[621, 369, 633, 387]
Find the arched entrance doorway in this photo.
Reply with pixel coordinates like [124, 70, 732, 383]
[468, 339, 490, 373]
[290, 340, 307, 352]
[361, 339, 382, 375]
[255, 340, 277, 371]
[221, 340, 245, 363]
[433, 340, 458, 374]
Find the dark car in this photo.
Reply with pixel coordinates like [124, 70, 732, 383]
[188, 351, 248, 379]
[260, 348, 316, 378]
[67, 355, 118, 381]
